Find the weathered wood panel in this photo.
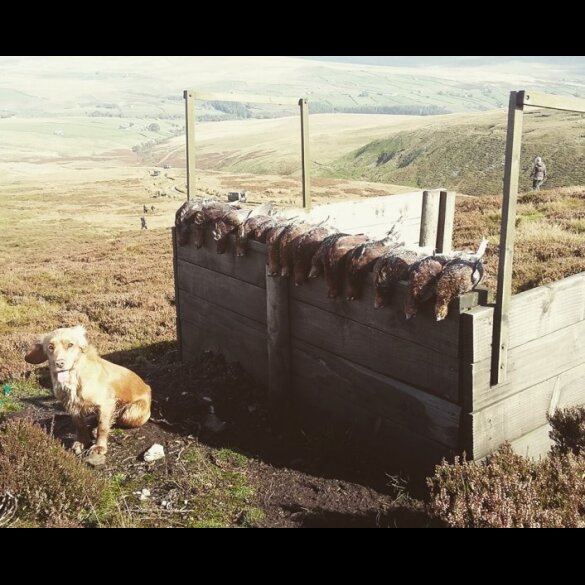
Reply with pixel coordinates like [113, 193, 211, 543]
[509, 424, 553, 461]
[436, 190, 455, 254]
[172, 228, 183, 361]
[419, 190, 440, 248]
[180, 294, 268, 384]
[491, 90, 525, 385]
[293, 346, 455, 477]
[522, 90, 585, 114]
[291, 275, 482, 358]
[290, 301, 460, 401]
[296, 388, 455, 479]
[307, 192, 424, 245]
[471, 361, 585, 458]
[267, 269, 291, 424]
[460, 306, 493, 365]
[339, 218, 422, 244]
[177, 230, 267, 288]
[292, 341, 461, 448]
[463, 273, 585, 364]
[468, 319, 585, 411]
[177, 259, 266, 324]
[299, 98, 311, 209]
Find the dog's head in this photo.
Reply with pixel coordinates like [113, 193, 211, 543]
[25, 326, 88, 383]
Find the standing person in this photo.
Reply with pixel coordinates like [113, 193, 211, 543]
[140, 216, 148, 230]
[531, 156, 547, 191]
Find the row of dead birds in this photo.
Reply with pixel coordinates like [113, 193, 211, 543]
[176, 199, 487, 321]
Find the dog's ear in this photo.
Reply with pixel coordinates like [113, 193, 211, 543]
[25, 336, 48, 364]
[72, 325, 89, 352]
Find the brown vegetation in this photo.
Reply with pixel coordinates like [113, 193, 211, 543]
[428, 407, 585, 528]
[0, 418, 105, 527]
[454, 186, 585, 293]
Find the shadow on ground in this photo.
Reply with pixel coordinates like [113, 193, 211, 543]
[10, 343, 432, 528]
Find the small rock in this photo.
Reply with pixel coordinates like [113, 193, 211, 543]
[139, 488, 151, 501]
[84, 451, 106, 467]
[143, 443, 165, 462]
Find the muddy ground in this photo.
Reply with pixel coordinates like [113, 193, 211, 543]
[15, 350, 429, 528]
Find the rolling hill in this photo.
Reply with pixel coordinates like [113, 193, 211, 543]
[148, 108, 585, 198]
[2, 56, 585, 122]
[329, 109, 585, 196]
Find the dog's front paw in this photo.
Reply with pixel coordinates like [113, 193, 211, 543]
[88, 445, 107, 456]
[83, 445, 107, 467]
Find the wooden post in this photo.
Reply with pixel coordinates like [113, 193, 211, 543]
[171, 227, 183, 362]
[436, 190, 456, 254]
[491, 91, 525, 386]
[522, 91, 585, 113]
[184, 90, 196, 201]
[299, 98, 311, 210]
[419, 190, 440, 248]
[266, 271, 291, 426]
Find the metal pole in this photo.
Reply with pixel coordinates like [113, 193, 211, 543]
[491, 91, 525, 386]
[184, 90, 196, 201]
[299, 98, 311, 210]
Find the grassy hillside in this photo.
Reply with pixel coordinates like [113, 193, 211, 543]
[2, 56, 585, 122]
[454, 186, 585, 294]
[330, 109, 585, 196]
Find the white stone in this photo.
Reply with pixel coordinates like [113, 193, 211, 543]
[143, 443, 165, 462]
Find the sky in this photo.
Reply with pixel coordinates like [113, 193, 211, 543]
[293, 56, 585, 68]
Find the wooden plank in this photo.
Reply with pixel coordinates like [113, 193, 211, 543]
[436, 190, 455, 254]
[307, 192, 423, 245]
[460, 305, 492, 413]
[190, 90, 300, 107]
[172, 228, 183, 361]
[292, 351, 455, 478]
[463, 272, 585, 364]
[335, 220, 421, 244]
[470, 319, 585, 411]
[180, 294, 268, 385]
[177, 259, 266, 324]
[266, 270, 291, 425]
[460, 306, 494, 364]
[183, 90, 196, 200]
[177, 230, 267, 288]
[504, 273, 585, 355]
[299, 98, 311, 210]
[492, 91, 525, 385]
[419, 190, 440, 248]
[292, 341, 461, 448]
[471, 361, 585, 459]
[291, 275, 462, 357]
[522, 90, 585, 114]
[509, 424, 552, 461]
[290, 301, 460, 401]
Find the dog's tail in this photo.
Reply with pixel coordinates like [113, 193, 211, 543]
[119, 395, 151, 428]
